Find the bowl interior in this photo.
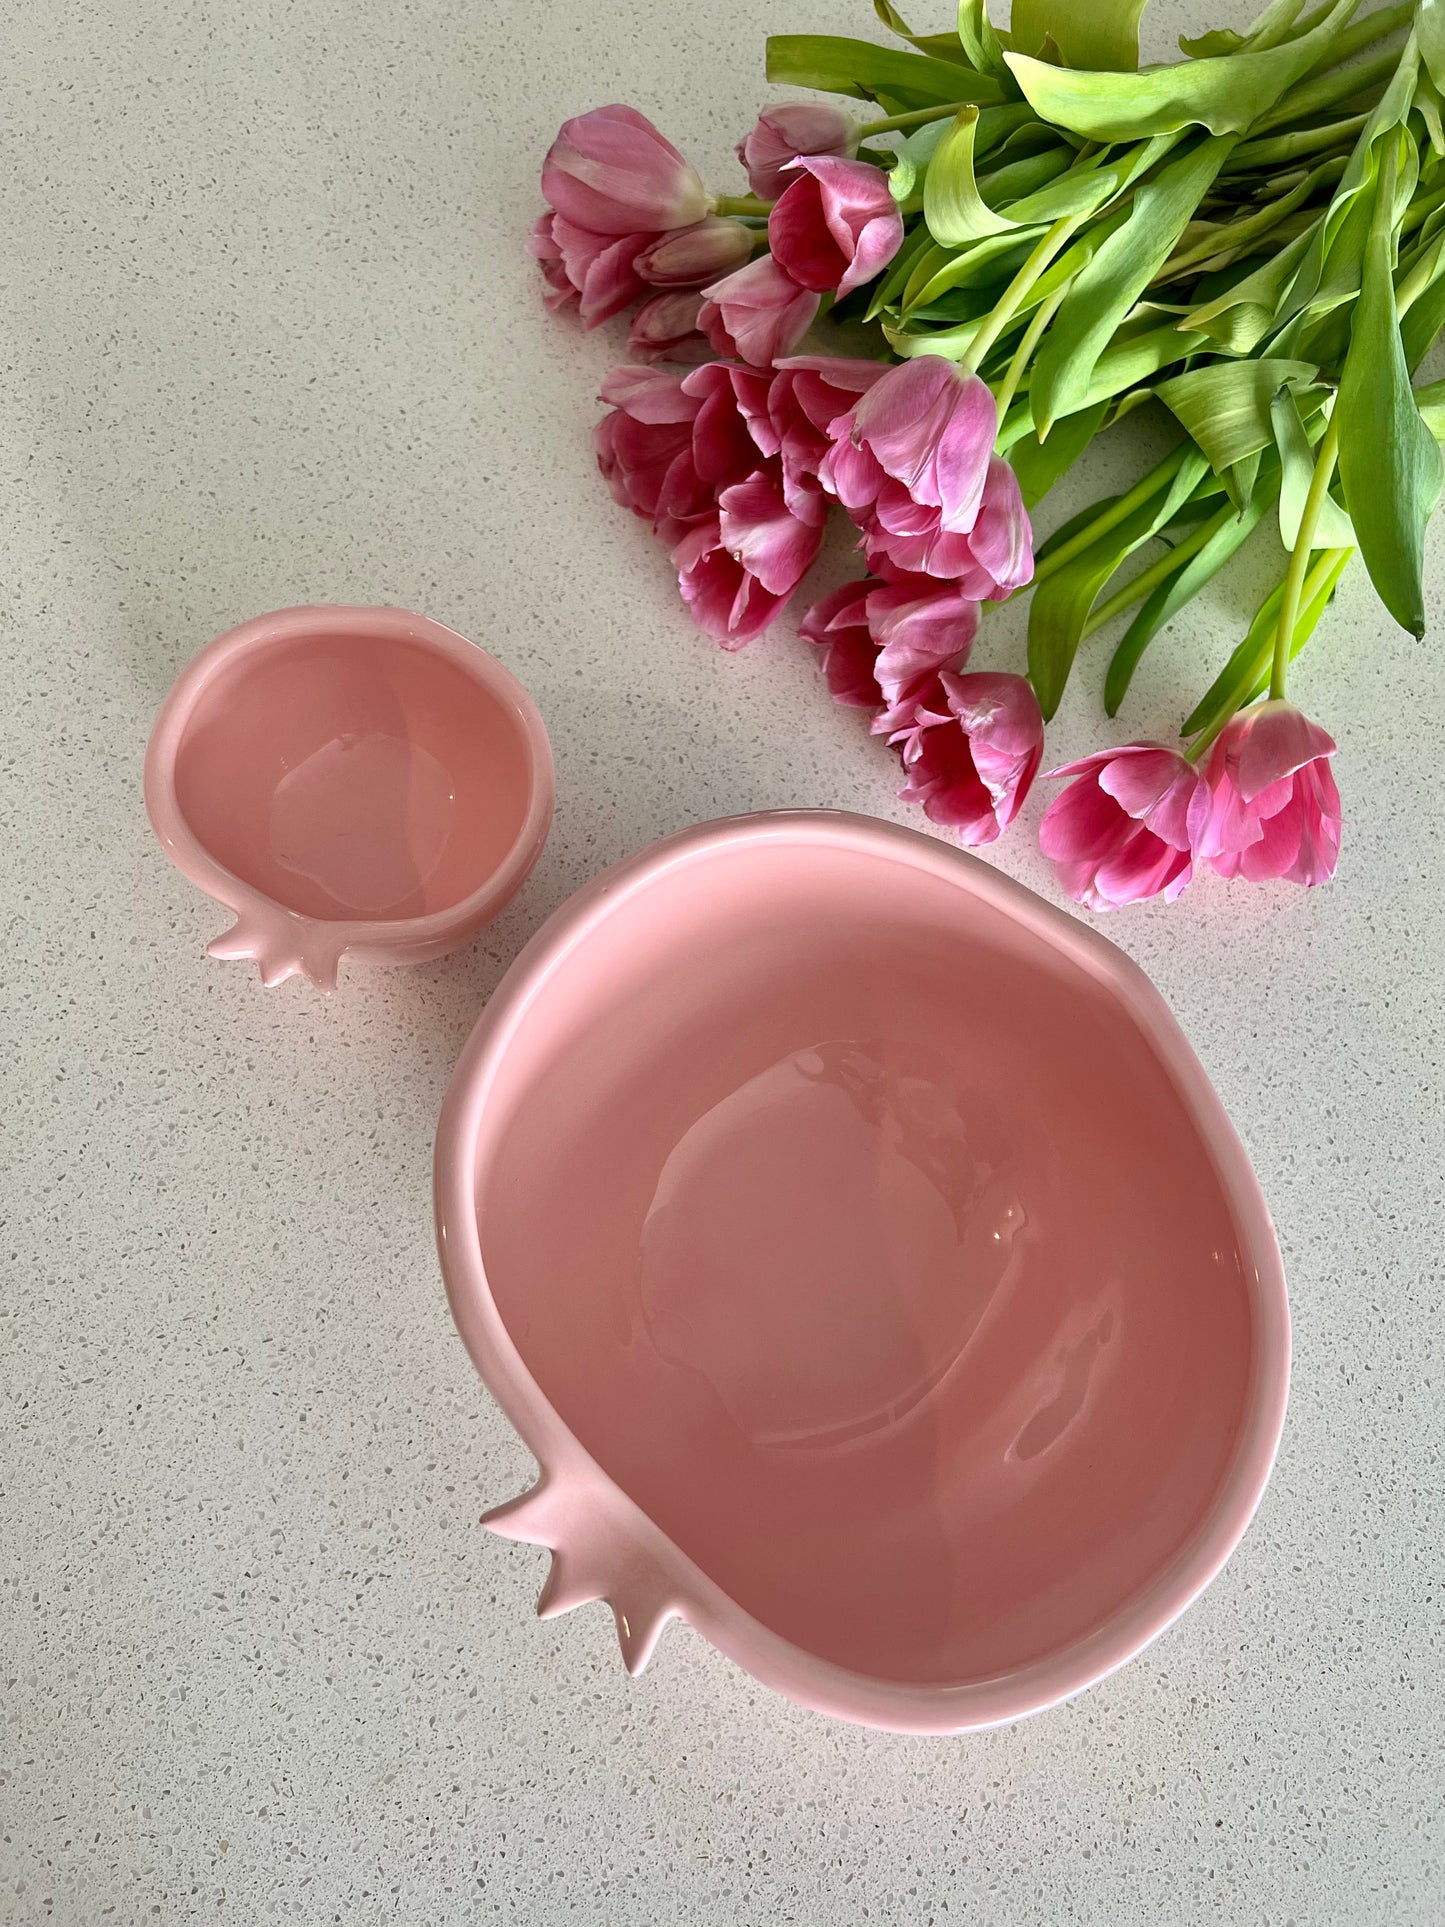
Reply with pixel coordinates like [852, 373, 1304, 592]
[172, 626, 535, 922]
[472, 834, 1260, 1692]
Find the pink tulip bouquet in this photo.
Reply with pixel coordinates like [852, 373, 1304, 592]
[530, 0, 1445, 906]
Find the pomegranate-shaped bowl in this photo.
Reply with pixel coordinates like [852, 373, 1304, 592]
[145, 605, 553, 989]
[434, 811, 1288, 1733]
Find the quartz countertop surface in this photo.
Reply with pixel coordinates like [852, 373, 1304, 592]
[3, 1, 1442, 1921]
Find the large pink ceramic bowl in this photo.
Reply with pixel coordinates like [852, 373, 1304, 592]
[435, 811, 1289, 1733]
[145, 606, 553, 989]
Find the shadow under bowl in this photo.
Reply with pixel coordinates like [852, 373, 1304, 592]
[435, 810, 1289, 1732]
[145, 605, 553, 988]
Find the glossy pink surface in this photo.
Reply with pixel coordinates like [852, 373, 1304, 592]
[145, 606, 553, 988]
[435, 813, 1289, 1732]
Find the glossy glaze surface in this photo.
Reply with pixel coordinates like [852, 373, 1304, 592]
[145, 606, 553, 986]
[438, 814, 1287, 1728]
[174, 629, 531, 921]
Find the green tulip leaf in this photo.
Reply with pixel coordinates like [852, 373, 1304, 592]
[957, 0, 1010, 79]
[1226, 448, 1264, 514]
[904, 232, 1033, 312]
[1414, 375, 1445, 442]
[1179, 29, 1247, 58]
[1182, 548, 1352, 741]
[1011, 0, 1152, 71]
[1005, 0, 1360, 141]
[1180, 220, 1318, 349]
[1271, 390, 1355, 549]
[765, 35, 1003, 107]
[1105, 491, 1273, 714]
[873, 3, 999, 73]
[1034, 495, 1125, 567]
[1153, 357, 1319, 470]
[1419, 0, 1445, 95]
[865, 225, 939, 321]
[873, 0, 919, 43]
[1162, 154, 1328, 282]
[1272, 34, 1420, 329]
[886, 119, 951, 204]
[1028, 447, 1210, 718]
[1180, 0, 1313, 58]
[1030, 134, 1234, 432]
[1077, 321, 1208, 403]
[1418, 64, 1445, 153]
[892, 99, 1035, 208]
[1008, 401, 1111, 508]
[1336, 136, 1444, 638]
[1402, 252, 1445, 370]
[923, 109, 1147, 246]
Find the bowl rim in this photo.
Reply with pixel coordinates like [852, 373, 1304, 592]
[143, 603, 555, 974]
[434, 808, 1290, 1733]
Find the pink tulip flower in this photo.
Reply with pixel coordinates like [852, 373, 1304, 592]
[626, 290, 713, 364]
[895, 672, 1044, 843]
[737, 102, 857, 199]
[1040, 743, 1210, 909]
[798, 582, 881, 706]
[673, 469, 826, 648]
[865, 579, 979, 729]
[529, 211, 650, 327]
[797, 573, 977, 720]
[826, 354, 997, 528]
[1198, 701, 1342, 886]
[542, 104, 708, 236]
[594, 366, 711, 537]
[774, 350, 890, 508]
[768, 156, 904, 297]
[593, 362, 777, 543]
[699, 256, 820, 367]
[768, 355, 886, 506]
[635, 216, 753, 287]
[820, 357, 1033, 592]
[862, 452, 1033, 596]
[529, 213, 578, 313]
[681, 360, 778, 481]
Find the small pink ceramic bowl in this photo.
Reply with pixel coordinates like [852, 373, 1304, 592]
[145, 606, 553, 989]
[435, 810, 1290, 1733]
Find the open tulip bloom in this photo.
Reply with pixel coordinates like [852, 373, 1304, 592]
[529, 5, 1445, 904]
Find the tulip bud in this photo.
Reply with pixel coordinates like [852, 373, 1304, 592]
[635, 217, 754, 287]
[736, 103, 856, 199]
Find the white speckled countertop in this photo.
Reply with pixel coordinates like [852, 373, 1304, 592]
[3, 2, 1442, 1920]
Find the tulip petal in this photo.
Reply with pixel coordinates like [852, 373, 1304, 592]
[635, 216, 754, 287]
[1232, 699, 1337, 802]
[599, 363, 699, 424]
[699, 256, 821, 366]
[1039, 773, 1130, 864]
[967, 457, 1035, 593]
[718, 469, 826, 597]
[1097, 747, 1200, 849]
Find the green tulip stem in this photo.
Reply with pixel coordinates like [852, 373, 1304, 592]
[992, 277, 1071, 426]
[961, 215, 1080, 375]
[1271, 412, 1341, 701]
[857, 102, 987, 138]
[711, 194, 774, 218]
[1082, 511, 1226, 639]
[1031, 443, 1194, 588]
